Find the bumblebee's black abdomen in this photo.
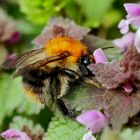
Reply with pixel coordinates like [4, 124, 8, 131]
[21, 68, 50, 96]
[22, 78, 43, 95]
[29, 69, 49, 80]
[23, 78, 44, 87]
[17, 68, 49, 81]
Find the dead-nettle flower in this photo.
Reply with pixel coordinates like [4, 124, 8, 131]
[115, 3, 140, 53]
[1, 129, 31, 140]
[82, 132, 96, 140]
[32, 17, 90, 47]
[76, 110, 108, 140]
[7, 31, 20, 44]
[87, 47, 140, 130]
[0, 8, 19, 43]
[134, 27, 140, 53]
[93, 48, 107, 64]
[114, 26, 140, 53]
[113, 32, 135, 51]
[88, 46, 140, 93]
[118, 3, 140, 34]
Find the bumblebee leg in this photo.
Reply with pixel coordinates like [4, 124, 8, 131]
[57, 98, 76, 118]
[60, 69, 80, 80]
[83, 78, 102, 89]
[57, 69, 80, 98]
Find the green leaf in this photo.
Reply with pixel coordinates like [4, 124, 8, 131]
[101, 127, 123, 140]
[10, 116, 45, 139]
[45, 116, 86, 140]
[120, 128, 140, 140]
[18, 0, 68, 25]
[10, 116, 44, 133]
[101, 127, 140, 140]
[0, 45, 7, 67]
[17, 20, 42, 35]
[102, 9, 122, 28]
[76, 0, 114, 27]
[0, 73, 43, 126]
[83, 35, 122, 61]
[65, 0, 79, 22]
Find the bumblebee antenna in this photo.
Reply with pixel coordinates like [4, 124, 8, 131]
[102, 46, 114, 50]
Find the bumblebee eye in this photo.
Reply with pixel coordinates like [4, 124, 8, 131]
[81, 55, 91, 66]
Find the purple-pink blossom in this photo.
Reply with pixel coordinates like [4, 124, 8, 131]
[76, 110, 108, 133]
[123, 82, 133, 93]
[134, 27, 140, 53]
[118, 19, 130, 34]
[82, 132, 96, 140]
[118, 3, 140, 34]
[113, 32, 135, 50]
[0, 8, 18, 42]
[6, 53, 17, 61]
[1, 129, 31, 140]
[116, 3, 140, 53]
[124, 4, 140, 17]
[88, 46, 140, 93]
[93, 48, 107, 64]
[7, 31, 20, 44]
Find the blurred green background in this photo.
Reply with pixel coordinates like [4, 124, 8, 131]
[0, 0, 139, 139]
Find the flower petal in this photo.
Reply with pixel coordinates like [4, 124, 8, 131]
[32, 17, 90, 47]
[128, 16, 140, 26]
[134, 27, 140, 53]
[1, 129, 20, 138]
[124, 3, 140, 16]
[82, 132, 96, 140]
[1, 129, 31, 140]
[118, 19, 129, 34]
[93, 48, 107, 64]
[123, 82, 133, 93]
[76, 110, 108, 133]
[113, 32, 135, 50]
[8, 31, 20, 44]
[0, 8, 17, 42]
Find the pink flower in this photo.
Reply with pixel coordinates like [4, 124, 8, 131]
[134, 27, 140, 53]
[93, 48, 107, 64]
[0, 8, 17, 42]
[118, 19, 130, 34]
[6, 53, 17, 61]
[113, 32, 135, 50]
[33, 17, 90, 47]
[7, 32, 20, 44]
[116, 3, 140, 53]
[118, 3, 140, 34]
[1, 129, 31, 140]
[82, 132, 96, 140]
[76, 110, 108, 133]
[123, 82, 133, 93]
[124, 4, 140, 17]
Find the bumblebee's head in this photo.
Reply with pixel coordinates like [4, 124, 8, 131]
[44, 37, 87, 66]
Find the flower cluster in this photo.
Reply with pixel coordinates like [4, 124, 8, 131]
[76, 110, 108, 140]
[113, 3, 140, 53]
[0, 8, 19, 43]
[1, 129, 31, 140]
[86, 2, 140, 132]
[33, 17, 90, 47]
[0, 8, 20, 67]
[2, 3, 140, 140]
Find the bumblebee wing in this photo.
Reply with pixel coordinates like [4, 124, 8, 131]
[2, 48, 69, 70]
[2, 48, 47, 69]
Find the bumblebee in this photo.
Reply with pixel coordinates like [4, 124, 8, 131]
[3, 36, 100, 117]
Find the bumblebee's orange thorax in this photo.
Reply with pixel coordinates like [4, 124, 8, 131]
[44, 37, 87, 67]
